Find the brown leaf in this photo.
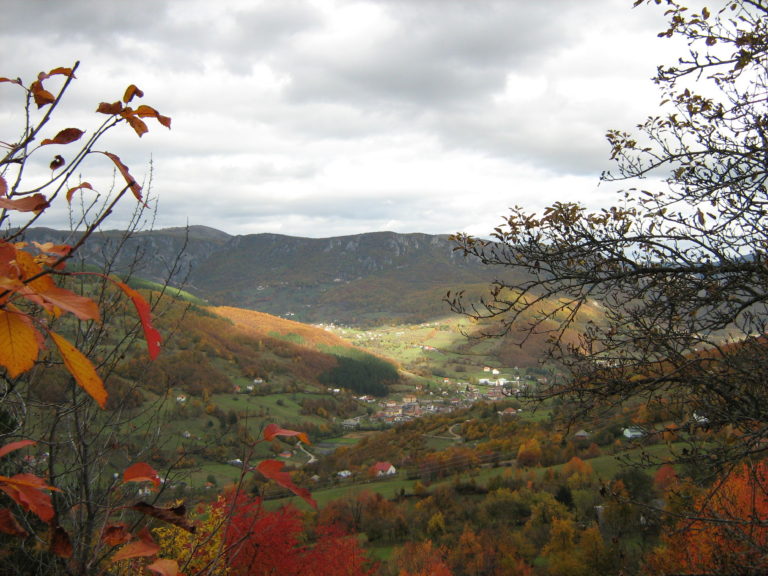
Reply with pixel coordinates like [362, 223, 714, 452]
[41, 128, 84, 146]
[130, 502, 196, 533]
[0, 508, 28, 537]
[0, 194, 49, 214]
[66, 182, 94, 203]
[96, 101, 123, 115]
[123, 84, 144, 104]
[99, 152, 142, 201]
[49, 155, 65, 171]
[101, 523, 132, 547]
[50, 526, 73, 558]
[0, 175, 7, 197]
[0, 77, 22, 86]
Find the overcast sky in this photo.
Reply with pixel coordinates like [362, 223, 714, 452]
[1, 0, 680, 238]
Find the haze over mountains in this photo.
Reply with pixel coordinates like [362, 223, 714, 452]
[24, 225, 512, 325]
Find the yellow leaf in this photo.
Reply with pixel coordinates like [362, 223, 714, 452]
[49, 331, 107, 408]
[0, 308, 39, 378]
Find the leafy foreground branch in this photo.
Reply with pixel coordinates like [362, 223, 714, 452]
[0, 66, 375, 576]
[449, 1, 768, 573]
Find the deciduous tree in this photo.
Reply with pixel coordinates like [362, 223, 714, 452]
[448, 0, 768, 476]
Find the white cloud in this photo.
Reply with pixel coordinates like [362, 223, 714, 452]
[0, 0, 678, 238]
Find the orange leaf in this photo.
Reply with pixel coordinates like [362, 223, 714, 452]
[135, 105, 172, 129]
[99, 152, 142, 201]
[30, 80, 55, 108]
[147, 558, 179, 576]
[111, 527, 159, 562]
[130, 502, 196, 533]
[122, 112, 149, 137]
[263, 423, 310, 444]
[0, 77, 22, 86]
[102, 523, 132, 547]
[109, 279, 161, 359]
[0, 508, 28, 537]
[0, 308, 39, 378]
[0, 473, 57, 523]
[41, 128, 84, 146]
[0, 193, 49, 213]
[66, 182, 94, 203]
[123, 84, 144, 104]
[45, 67, 74, 79]
[49, 331, 107, 409]
[123, 462, 160, 489]
[50, 525, 73, 558]
[97, 101, 123, 115]
[256, 460, 316, 509]
[37, 285, 100, 321]
[32, 242, 71, 257]
[0, 440, 36, 460]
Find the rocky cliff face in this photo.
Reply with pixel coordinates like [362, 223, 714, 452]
[23, 226, 506, 325]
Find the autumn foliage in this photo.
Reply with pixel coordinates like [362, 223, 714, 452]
[646, 460, 768, 576]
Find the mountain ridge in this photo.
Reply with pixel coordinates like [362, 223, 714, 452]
[22, 226, 513, 325]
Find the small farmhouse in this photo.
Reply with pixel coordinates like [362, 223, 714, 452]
[370, 461, 397, 477]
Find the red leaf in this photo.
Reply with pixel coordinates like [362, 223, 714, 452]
[0, 194, 49, 213]
[123, 462, 160, 489]
[0, 473, 57, 523]
[99, 151, 142, 201]
[49, 155, 65, 171]
[102, 523, 132, 547]
[41, 128, 84, 146]
[66, 182, 94, 203]
[0, 440, 36, 460]
[97, 101, 123, 115]
[256, 460, 316, 509]
[109, 278, 161, 359]
[130, 502, 196, 533]
[111, 527, 159, 562]
[263, 423, 310, 444]
[0, 508, 28, 537]
[147, 558, 179, 576]
[50, 525, 73, 558]
[123, 84, 144, 104]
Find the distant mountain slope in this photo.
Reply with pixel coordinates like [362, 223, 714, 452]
[24, 227, 517, 325]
